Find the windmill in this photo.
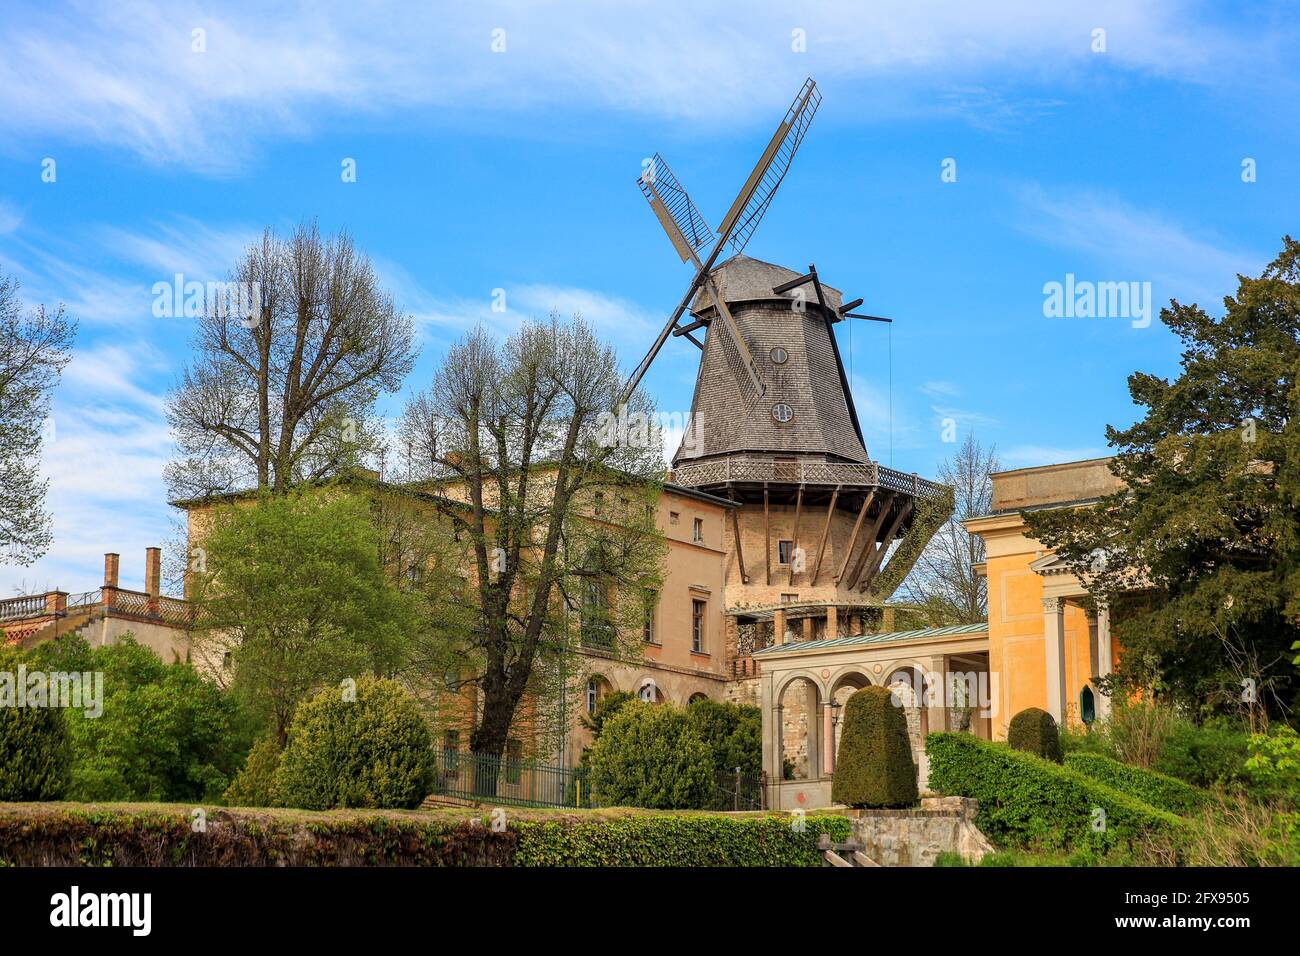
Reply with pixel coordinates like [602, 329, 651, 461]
[620, 77, 822, 407]
[623, 76, 950, 629]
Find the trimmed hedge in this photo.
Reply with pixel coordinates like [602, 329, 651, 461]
[1064, 752, 1206, 815]
[0, 805, 847, 867]
[587, 702, 715, 809]
[832, 686, 917, 808]
[515, 814, 850, 867]
[1007, 707, 1063, 763]
[0, 806, 515, 866]
[926, 732, 1181, 851]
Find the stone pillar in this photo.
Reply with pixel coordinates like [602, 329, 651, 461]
[1042, 597, 1066, 725]
[1096, 601, 1112, 720]
[924, 655, 947, 736]
[826, 605, 839, 639]
[44, 591, 68, 614]
[760, 673, 778, 783]
[773, 608, 785, 646]
[145, 547, 161, 597]
[822, 701, 835, 776]
[802, 615, 813, 642]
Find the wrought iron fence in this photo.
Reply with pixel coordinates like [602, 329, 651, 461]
[709, 768, 766, 811]
[430, 750, 766, 812]
[432, 749, 589, 809]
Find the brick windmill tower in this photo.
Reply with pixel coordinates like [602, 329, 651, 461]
[621, 78, 951, 675]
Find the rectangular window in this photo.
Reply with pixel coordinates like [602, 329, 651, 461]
[586, 679, 599, 714]
[669, 511, 680, 525]
[693, 517, 704, 543]
[781, 593, 798, 604]
[692, 599, 706, 653]
[778, 540, 794, 564]
[643, 592, 657, 643]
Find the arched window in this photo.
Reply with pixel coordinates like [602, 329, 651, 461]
[1080, 685, 1096, 725]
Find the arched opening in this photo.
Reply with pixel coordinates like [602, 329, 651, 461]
[1080, 685, 1096, 725]
[687, 692, 709, 706]
[637, 678, 664, 704]
[885, 665, 929, 757]
[776, 675, 822, 781]
[584, 674, 614, 716]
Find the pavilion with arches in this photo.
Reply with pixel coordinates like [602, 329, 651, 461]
[752, 622, 992, 810]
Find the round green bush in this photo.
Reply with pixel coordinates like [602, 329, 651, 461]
[223, 735, 284, 807]
[1007, 707, 1063, 763]
[0, 701, 72, 800]
[587, 702, 714, 808]
[274, 678, 433, 809]
[831, 686, 918, 808]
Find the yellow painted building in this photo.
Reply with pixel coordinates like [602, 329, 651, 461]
[965, 457, 1124, 738]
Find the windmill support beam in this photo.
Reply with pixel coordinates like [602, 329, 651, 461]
[731, 506, 748, 584]
[858, 500, 914, 593]
[846, 493, 895, 590]
[835, 491, 875, 584]
[788, 486, 803, 584]
[810, 487, 839, 585]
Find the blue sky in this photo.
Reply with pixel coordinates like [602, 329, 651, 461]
[1, 0, 1297, 594]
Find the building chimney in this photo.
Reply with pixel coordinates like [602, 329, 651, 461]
[104, 553, 120, 589]
[145, 547, 161, 597]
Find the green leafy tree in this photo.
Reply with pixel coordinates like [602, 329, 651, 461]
[26, 635, 245, 801]
[587, 702, 714, 809]
[1028, 238, 1300, 718]
[188, 487, 422, 744]
[222, 735, 284, 807]
[274, 677, 434, 810]
[0, 271, 75, 565]
[686, 698, 761, 776]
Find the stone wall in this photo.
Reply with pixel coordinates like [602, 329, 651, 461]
[846, 797, 993, 867]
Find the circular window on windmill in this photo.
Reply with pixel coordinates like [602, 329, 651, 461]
[772, 402, 794, 424]
[769, 346, 789, 365]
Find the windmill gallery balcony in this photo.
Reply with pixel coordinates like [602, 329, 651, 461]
[669, 456, 947, 500]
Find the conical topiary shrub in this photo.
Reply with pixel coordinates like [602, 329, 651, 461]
[1007, 707, 1063, 763]
[831, 686, 918, 808]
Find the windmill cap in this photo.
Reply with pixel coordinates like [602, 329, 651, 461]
[689, 254, 843, 317]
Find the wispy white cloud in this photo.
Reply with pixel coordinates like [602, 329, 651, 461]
[1000, 444, 1110, 469]
[1013, 184, 1264, 306]
[0, 1, 1284, 172]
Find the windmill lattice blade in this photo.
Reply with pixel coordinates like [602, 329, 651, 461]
[638, 154, 716, 262]
[721, 78, 821, 256]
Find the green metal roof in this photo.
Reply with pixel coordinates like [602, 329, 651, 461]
[752, 622, 988, 656]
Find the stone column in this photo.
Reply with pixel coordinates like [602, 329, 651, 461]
[924, 655, 947, 736]
[773, 608, 786, 646]
[1096, 601, 1112, 720]
[103, 552, 120, 608]
[760, 673, 778, 783]
[822, 700, 835, 776]
[802, 616, 814, 642]
[1042, 596, 1066, 725]
[826, 605, 839, 639]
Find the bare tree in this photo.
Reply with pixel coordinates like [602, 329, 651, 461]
[398, 314, 667, 764]
[901, 433, 998, 624]
[0, 272, 75, 565]
[165, 221, 416, 499]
